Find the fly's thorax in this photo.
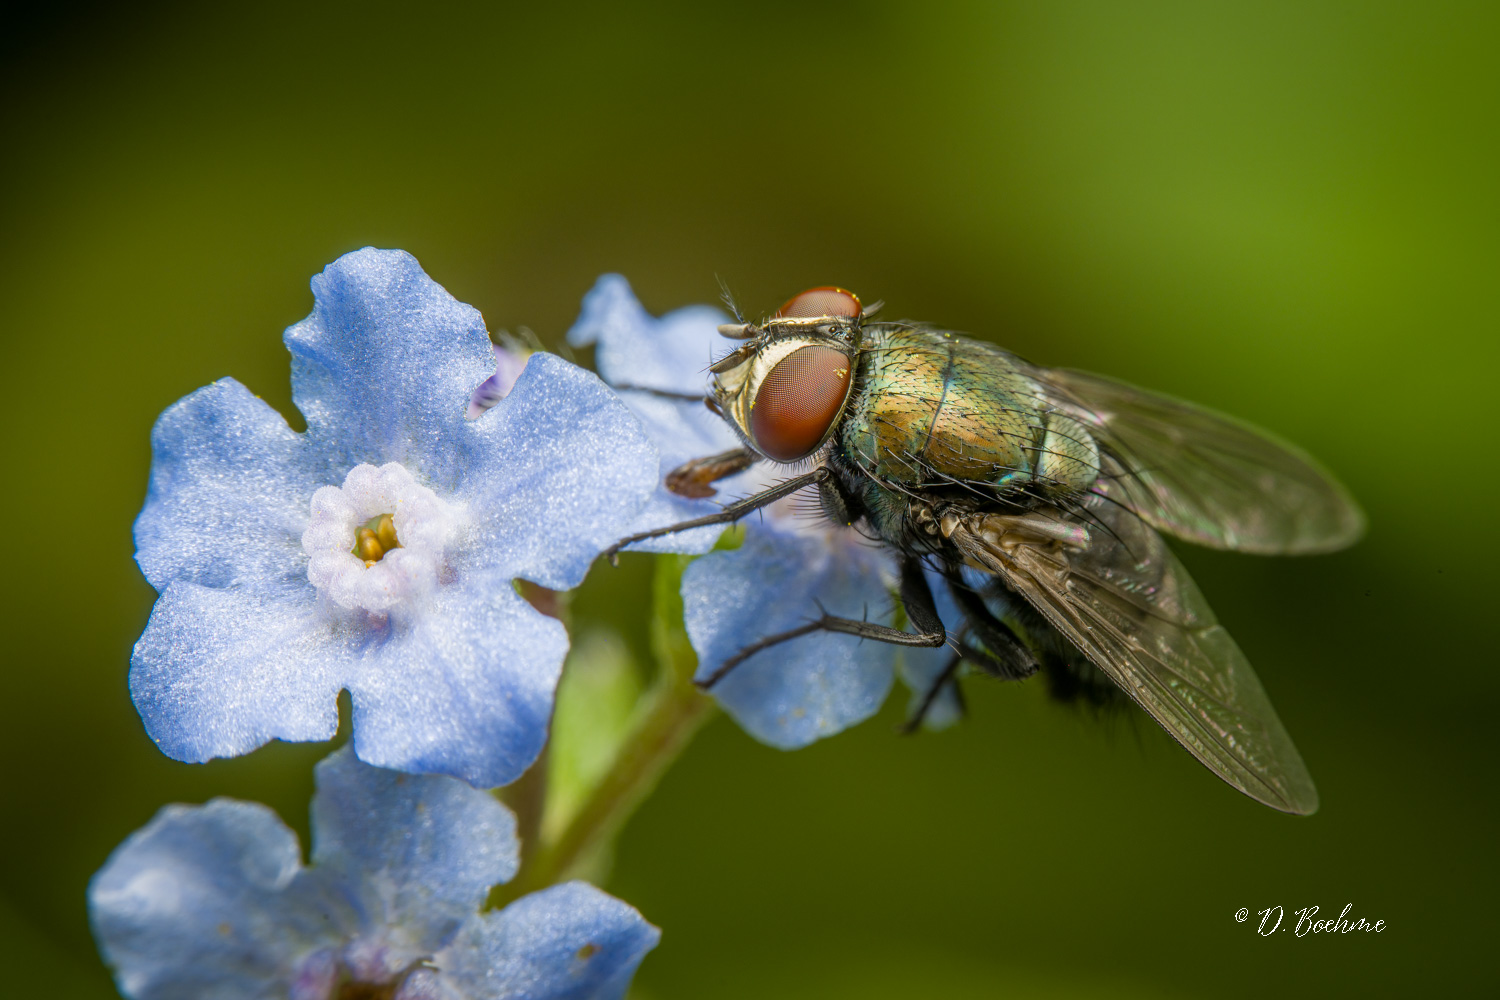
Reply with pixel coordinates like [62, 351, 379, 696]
[839, 325, 1100, 494]
[712, 329, 857, 463]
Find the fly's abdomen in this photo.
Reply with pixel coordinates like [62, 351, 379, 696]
[842, 326, 1099, 494]
[1033, 411, 1100, 492]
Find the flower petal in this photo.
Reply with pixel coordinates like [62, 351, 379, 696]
[460, 352, 658, 589]
[565, 275, 761, 554]
[135, 378, 325, 593]
[89, 799, 331, 1000]
[466, 345, 529, 420]
[306, 747, 519, 951]
[565, 273, 730, 394]
[348, 576, 567, 788]
[129, 581, 344, 763]
[132, 525, 579, 787]
[285, 248, 497, 484]
[437, 881, 660, 1000]
[684, 525, 898, 748]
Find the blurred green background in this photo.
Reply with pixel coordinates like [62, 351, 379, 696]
[3, 1, 1495, 996]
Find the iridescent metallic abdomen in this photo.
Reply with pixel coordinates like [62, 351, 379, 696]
[840, 325, 1099, 494]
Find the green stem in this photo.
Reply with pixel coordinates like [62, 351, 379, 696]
[504, 676, 711, 900]
[495, 554, 712, 903]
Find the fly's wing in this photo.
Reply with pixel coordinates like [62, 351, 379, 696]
[948, 485, 1319, 813]
[1038, 367, 1364, 555]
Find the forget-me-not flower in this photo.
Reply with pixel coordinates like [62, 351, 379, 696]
[568, 276, 961, 747]
[130, 250, 657, 788]
[90, 747, 660, 1000]
[566, 276, 751, 555]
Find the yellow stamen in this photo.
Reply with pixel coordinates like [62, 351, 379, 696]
[375, 513, 399, 551]
[351, 514, 401, 564]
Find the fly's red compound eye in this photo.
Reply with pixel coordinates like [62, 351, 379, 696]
[750, 345, 853, 461]
[775, 286, 862, 320]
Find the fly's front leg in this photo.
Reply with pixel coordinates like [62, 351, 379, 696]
[698, 555, 947, 689]
[613, 384, 727, 418]
[602, 467, 827, 564]
[664, 447, 757, 499]
[611, 384, 709, 402]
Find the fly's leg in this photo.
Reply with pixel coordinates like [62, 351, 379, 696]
[896, 565, 1042, 731]
[945, 577, 1038, 680]
[697, 613, 946, 689]
[612, 384, 727, 418]
[898, 639, 1018, 733]
[694, 621, 826, 688]
[900, 649, 964, 734]
[603, 467, 828, 564]
[665, 447, 757, 499]
[698, 556, 946, 689]
[610, 384, 708, 402]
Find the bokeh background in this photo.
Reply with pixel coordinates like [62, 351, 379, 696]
[4, 2, 1495, 996]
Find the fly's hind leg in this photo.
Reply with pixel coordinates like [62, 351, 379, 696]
[699, 556, 947, 689]
[900, 648, 964, 734]
[945, 577, 1038, 681]
[894, 572, 1042, 731]
[898, 638, 1029, 733]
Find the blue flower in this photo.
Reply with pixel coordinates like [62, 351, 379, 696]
[568, 275, 958, 747]
[566, 275, 753, 555]
[89, 747, 659, 1000]
[130, 250, 657, 788]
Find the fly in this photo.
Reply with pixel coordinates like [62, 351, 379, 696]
[606, 286, 1365, 815]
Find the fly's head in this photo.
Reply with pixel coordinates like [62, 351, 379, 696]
[709, 286, 878, 463]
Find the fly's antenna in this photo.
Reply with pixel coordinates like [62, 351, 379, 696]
[716, 274, 746, 323]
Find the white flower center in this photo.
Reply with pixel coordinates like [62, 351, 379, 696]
[302, 463, 464, 612]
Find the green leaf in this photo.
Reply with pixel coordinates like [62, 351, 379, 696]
[649, 553, 698, 686]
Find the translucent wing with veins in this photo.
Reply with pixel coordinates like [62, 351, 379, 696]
[1036, 367, 1365, 555]
[942, 475, 1319, 814]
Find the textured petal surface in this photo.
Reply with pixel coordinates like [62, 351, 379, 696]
[135, 378, 327, 592]
[438, 882, 660, 1000]
[129, 581, 346, 763]
[90, 750, 553, 1000]
[349, 576, 568, 788]
[307, 748, 520, 952]
[565, 273, 729, 393]
[285, 248, 498, 484]
[89, 799, 331, 1000]
[459, 353, 658, 589]
[130, 574, 567, 788]
[684, 525, 899, 748]
[566, 274, 758, 554]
